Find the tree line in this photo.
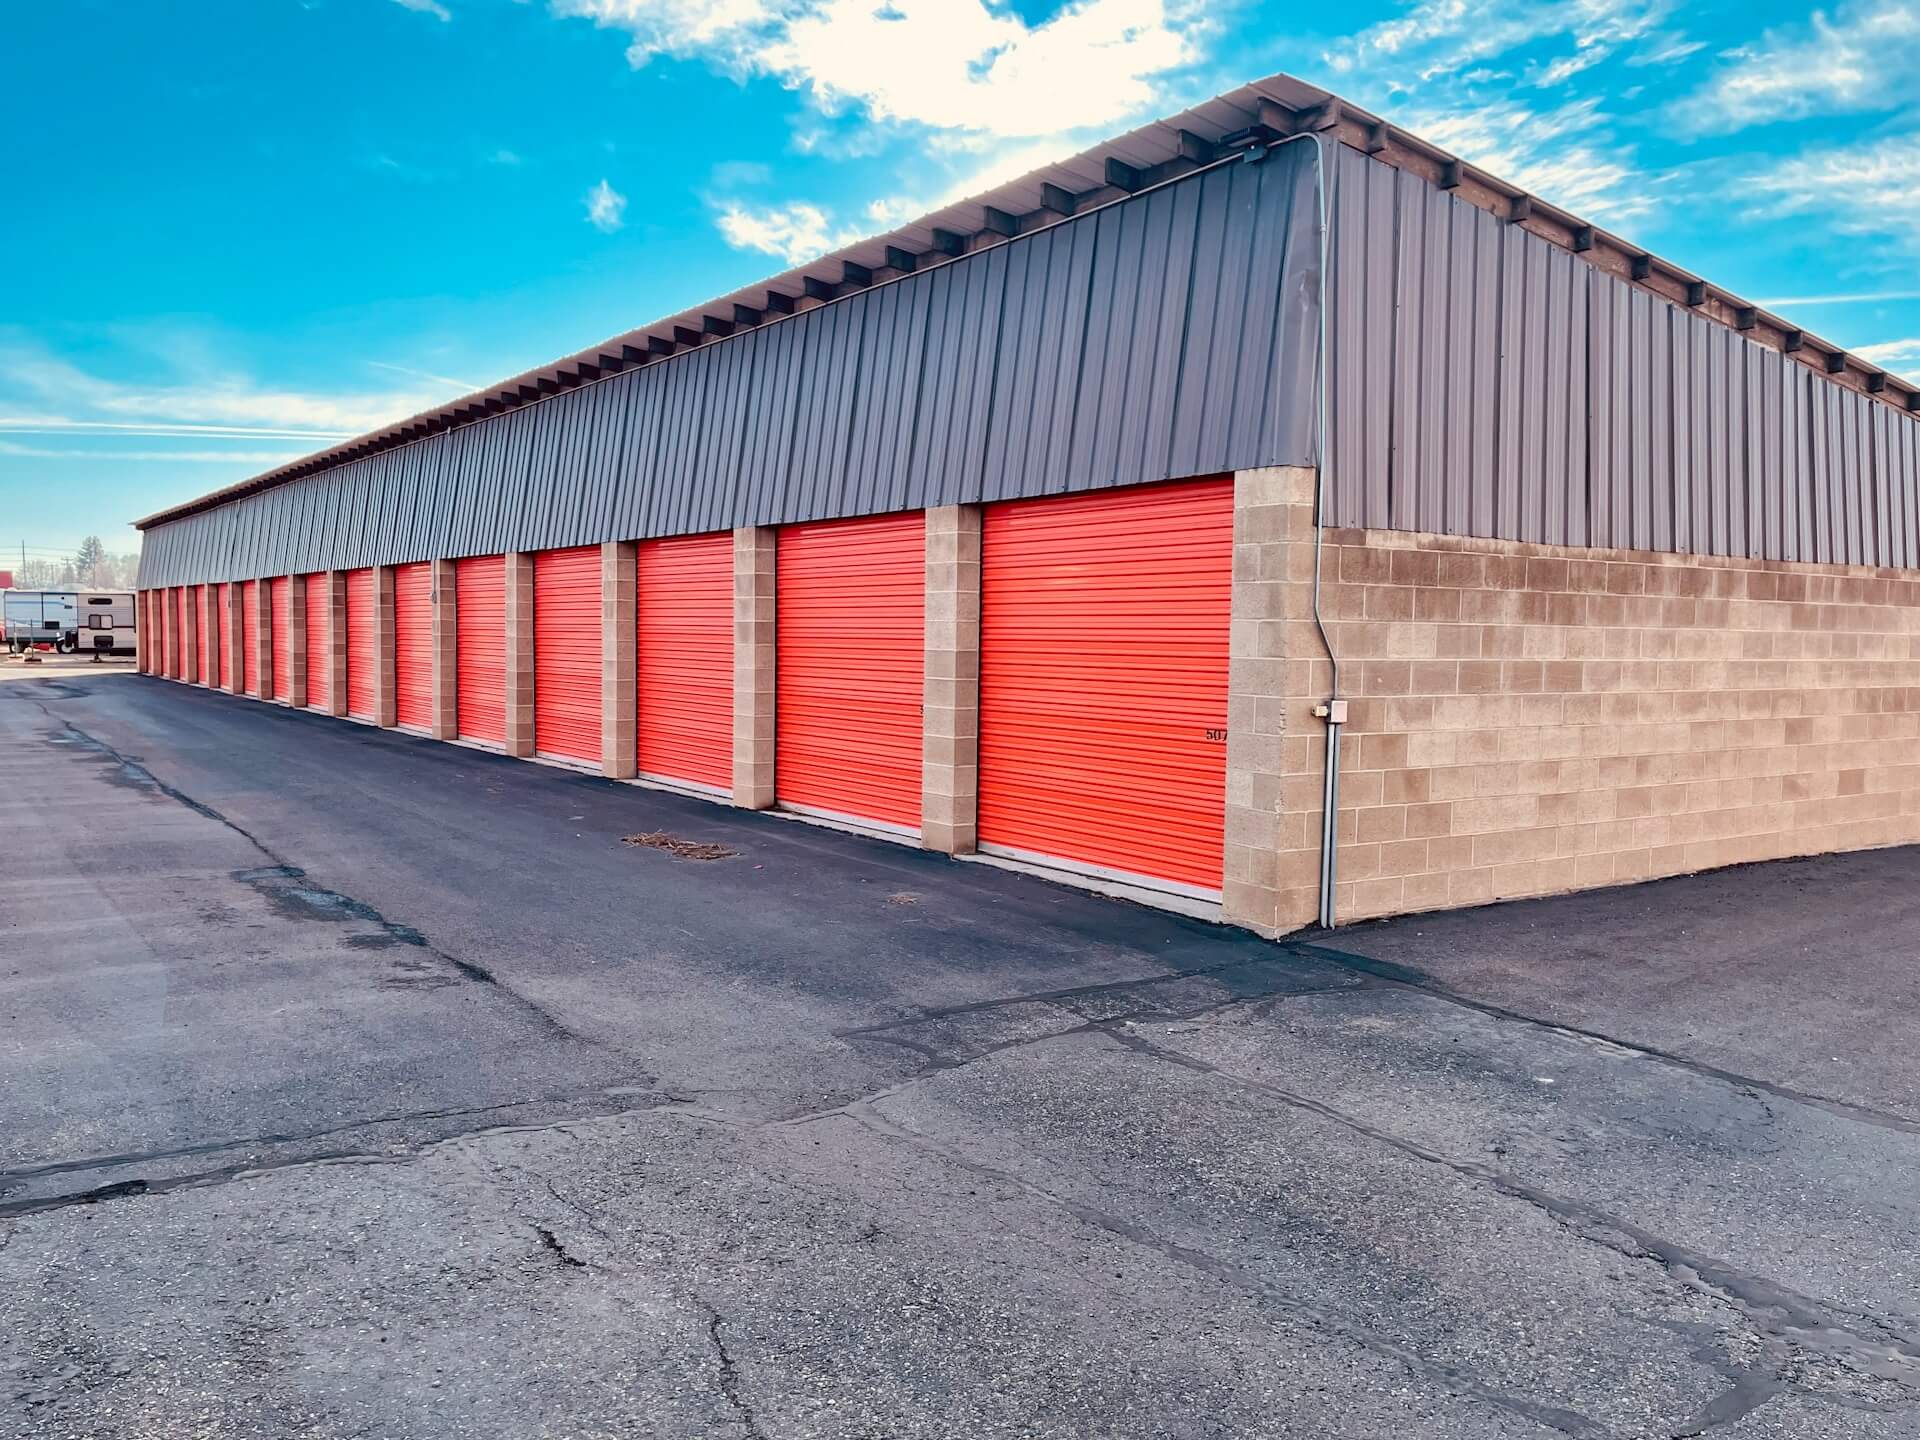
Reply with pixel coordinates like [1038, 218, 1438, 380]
[7, 537, 142, 591]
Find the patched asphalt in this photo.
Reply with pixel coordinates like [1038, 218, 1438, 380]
[3, 663, 1918, 1438]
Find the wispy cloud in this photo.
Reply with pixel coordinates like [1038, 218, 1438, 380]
[0, 419, 351, 441]
[0, 440, 311, 463]
[585, 177, 627, 232]
[1745, 139, 1920, 255]
[366, 359, 481, 391]
[1676, 0, 1920, 134]
[1852, 337, 1920, 375]
[392, 0, 451, 20]
[1315, 0, 1686, 227]
[1394, 96, 1660, 224]
[1756, 289, 1920, 307]
[0, 336, 459, 447]
[552, 0, 1202, 142]
[712, 200, 839, 266]
[1323, 0, 1676, 87]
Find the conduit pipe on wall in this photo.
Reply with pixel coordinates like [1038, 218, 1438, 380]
[1261, 131, 1344, 930]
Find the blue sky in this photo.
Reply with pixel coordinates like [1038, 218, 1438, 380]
[3, 0, 1917, 561]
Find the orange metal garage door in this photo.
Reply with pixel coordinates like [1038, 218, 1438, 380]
[533, 546, 601, 764]
[455, 555, 505, 746]
[636, 532, 733, 791]
[393, 562, 434, 731]
[344, 568, 375, 718]
[269, 577, 290, 700]
[241, 581, 261, 696]
[193, 586, 211, 684]
[978, 477, 1233, 894]
[174, 589, 188, 677]
[775, 512, 924, 831]
[302, 574, 329, 710]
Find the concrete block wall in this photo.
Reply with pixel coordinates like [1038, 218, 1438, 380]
[732, 527, 776, 810]
[921, 505, 981, 856]
[1266, 465, 1920, 930]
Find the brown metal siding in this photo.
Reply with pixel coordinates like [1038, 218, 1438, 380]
[1327, 146, 1920, 569]
[137, 146, 1323, 588]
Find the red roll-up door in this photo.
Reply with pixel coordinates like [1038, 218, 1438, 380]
[533, 546, 601, 764]
[269, 577, 290, 700]
[215, 583, 232, 689]
[394, 562, 433, 731]
[978, 477, 1233, 894]
[192, 586, 209, 683]
[241, 581, 260, 696]
[455, 556, 505, 746]
[174, 589, 187, 678]
[636, 532, 733, 790]
[302, 574, 329, 710]
[775, 512, 924, 830]
[344, 568, 375, 718]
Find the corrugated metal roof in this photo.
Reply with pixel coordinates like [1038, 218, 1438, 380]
[134, 146, 1323, 588]
[136, 68, 1920, 531]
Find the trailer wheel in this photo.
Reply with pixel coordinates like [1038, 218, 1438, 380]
[55, 635, 78, 655]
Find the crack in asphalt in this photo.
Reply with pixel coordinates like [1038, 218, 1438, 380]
[1097, 1021, 1920, 1428]
[532, 1224, 590, 1268]
[828, 1092, 1614, 1439]
[35, 704, 636, 1057]
[700, 1303, 769, 1440]
[0, 1088, 659, 1190]
[1285, 940, 1920, 1140]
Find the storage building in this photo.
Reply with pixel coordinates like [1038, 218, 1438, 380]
[134, 72, 1920, 935]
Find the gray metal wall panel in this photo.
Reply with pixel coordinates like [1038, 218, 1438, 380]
[1322, 146, 1920, 570]
[142, 143, 1323, 586]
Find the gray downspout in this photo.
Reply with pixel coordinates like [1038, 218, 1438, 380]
[1303, 134, 1344, 931]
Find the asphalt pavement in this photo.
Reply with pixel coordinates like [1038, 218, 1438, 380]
[3, 658, 1918, 1439]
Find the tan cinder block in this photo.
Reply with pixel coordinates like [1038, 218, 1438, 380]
[373, 566, 397, 725]
[1259, 514, 1920, 935]
[181, 587, 199, 685]
[602, 541, 637, 779]
[921, 505, 981, 854]
[288, 575, 309, 710]
[325, 572, 349, 718]
[169, 589, 184, 679]
[227, 583, 245, 694]
[732, 526, 776, 809]
[430, 559, 456, 740]
[504, 553, 535, 758]
[252, 577, 273, 698]
[1223, 466, 1315, 937]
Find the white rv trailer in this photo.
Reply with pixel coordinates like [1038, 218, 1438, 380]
[76, 591, 137, 655]
[1, 590, 136, 655]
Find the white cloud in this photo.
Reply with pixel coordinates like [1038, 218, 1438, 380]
[0, 419, 351, 441]
[1853, 338, 1920, 375]
[1746, 140, 1920, 254]
[552, 0, 1201, 141]
[1396, 97, 1658, 224]
[393, 0, 451, 19]
[1324, 0, 1672, 86]
[712, 199, 842, 265]
[366, 359, 482, 391]
[1678, 0, 1920, 133]
[1757, 289, 1920, 307]
[585, 177, 627, 232]
[0, 441, 311, 463]
[0, 339, 459, 443]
